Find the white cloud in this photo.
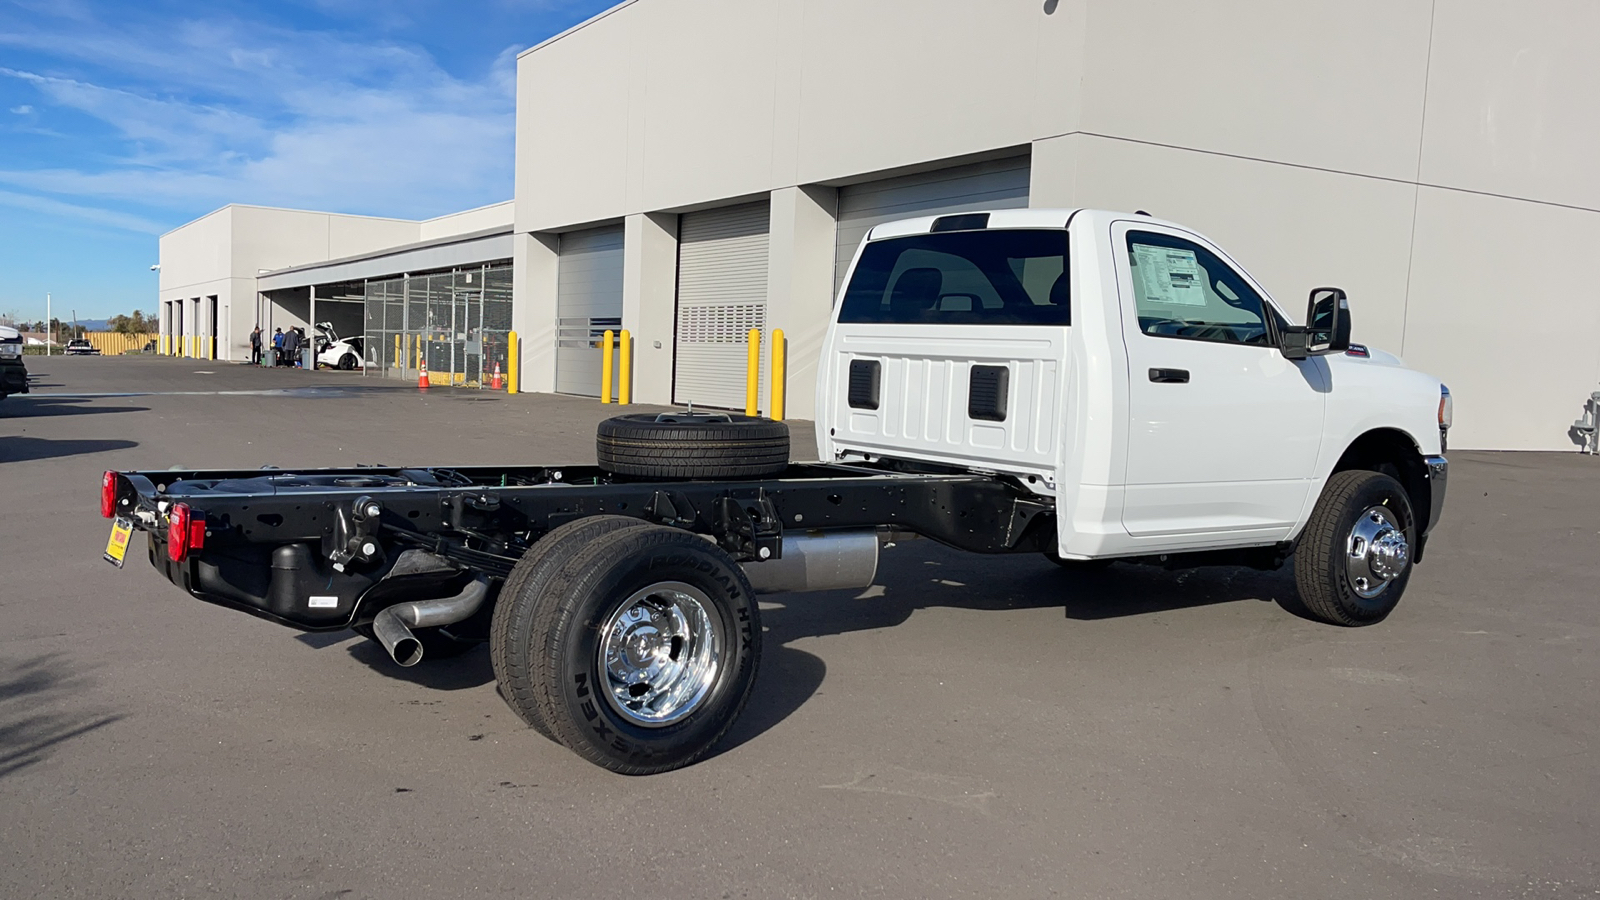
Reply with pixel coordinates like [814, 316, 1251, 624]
[0, 188, 165, 233]
[0, 10, 521, 231]
[8, 104, 32, 114]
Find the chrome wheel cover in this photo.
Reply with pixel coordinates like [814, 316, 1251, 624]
[597, 581, 723, 727]
[1345, 505, 1409, 599]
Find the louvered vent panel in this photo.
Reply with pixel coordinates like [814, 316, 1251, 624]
[968, 365, 1009, 422]
[848, 359, 881, 410]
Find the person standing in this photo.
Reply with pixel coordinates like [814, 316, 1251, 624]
[249, 325, 262, 365]
[282, 326, 301, 367]
[272, 327, 284, 366]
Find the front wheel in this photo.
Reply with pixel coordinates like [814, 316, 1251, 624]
[338, 354, 357, 370]
[1294, 470, 1416, 626]
[495, 524, 761, 775]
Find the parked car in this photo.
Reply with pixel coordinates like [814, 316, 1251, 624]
[0, 325, 27, 399]
[314, 323, 363, 370]
[64, 338, 101, 356]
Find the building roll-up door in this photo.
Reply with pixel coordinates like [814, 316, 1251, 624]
[555, 225, 625, 396]
[673, 200, 770, 409]
[833, 155, 1031, 296]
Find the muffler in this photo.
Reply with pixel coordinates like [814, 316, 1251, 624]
[371, 576, 490, 667]
[742, 530, 879, 594]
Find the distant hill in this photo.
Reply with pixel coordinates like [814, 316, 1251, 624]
[76, 319, 111, 331]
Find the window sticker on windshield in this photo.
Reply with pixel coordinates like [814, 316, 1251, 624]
[1131, 244, 1206, 307]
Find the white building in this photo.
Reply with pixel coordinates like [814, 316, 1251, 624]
[159, 0, 1600, 451]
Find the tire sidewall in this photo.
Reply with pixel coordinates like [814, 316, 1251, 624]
[552, 534, 759, 770]
[1321, 474, 1415, 623]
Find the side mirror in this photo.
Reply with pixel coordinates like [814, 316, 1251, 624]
[1306, 287, 1351, 354]
[1280, 287, 1351, 360]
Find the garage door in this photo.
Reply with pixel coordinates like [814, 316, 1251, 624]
[833, 155, 1031, 295]
[673, 201, 770, 409]
[555, 225, 624, 396]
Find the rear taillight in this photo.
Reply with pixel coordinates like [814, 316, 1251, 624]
[167, 503, 205, 563]
[101, 471, 117, 519]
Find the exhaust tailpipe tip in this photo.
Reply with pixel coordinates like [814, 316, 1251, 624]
[370, 576, 490, 667]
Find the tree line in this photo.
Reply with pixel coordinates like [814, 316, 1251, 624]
[0, 310, 155, 336]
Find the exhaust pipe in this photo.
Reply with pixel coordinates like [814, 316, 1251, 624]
[371, 577, 490, 667]
[742, 530, 879, 594]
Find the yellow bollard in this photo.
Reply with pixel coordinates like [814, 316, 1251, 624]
[618, 330, 631, 405]
[210, 337, 216, 360]
[394, 334, 400, 370]
[745, 328, 760, 417]
[771, 328, 786, 422]
[600, 330, 615, 404]
[506, 330, 519, 394]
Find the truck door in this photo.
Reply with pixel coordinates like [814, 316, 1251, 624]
[1112, 221, 1326, 544]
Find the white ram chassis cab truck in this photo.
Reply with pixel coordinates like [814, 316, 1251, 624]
[102, 208, 1449, 775]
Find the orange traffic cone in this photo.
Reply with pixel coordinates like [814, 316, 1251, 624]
[418, 359, 430, 391]
[490, 361, 503, 391]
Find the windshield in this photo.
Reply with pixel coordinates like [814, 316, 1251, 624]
[837, 230, 1069, 325]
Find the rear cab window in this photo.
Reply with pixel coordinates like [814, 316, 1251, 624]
[838, 230, 1069, 325]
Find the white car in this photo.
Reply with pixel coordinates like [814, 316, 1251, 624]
[314, 323, 364, 370]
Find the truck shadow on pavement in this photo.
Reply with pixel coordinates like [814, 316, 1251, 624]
[756, 541, 1301, 639]
[305, 543, 1306, 754]
[0, 397, 147, 418]
[0, 436, 139, 464]
[0, 653, 122, 780]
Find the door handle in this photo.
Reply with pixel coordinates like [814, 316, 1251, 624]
[1148, 367, 1190, 384]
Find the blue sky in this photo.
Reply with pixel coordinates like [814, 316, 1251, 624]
[0, 0, 615, 323]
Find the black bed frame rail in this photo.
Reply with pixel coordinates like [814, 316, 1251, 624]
[108, 461, 1055, 632]
[112, 462, 1056, 560]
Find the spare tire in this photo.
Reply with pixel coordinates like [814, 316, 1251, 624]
[596, 412, 789, 479]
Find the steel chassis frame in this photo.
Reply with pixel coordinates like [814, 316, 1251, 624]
[109, 462, 1055, 632]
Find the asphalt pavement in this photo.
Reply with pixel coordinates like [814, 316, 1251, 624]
[1, 356, 1596, 899]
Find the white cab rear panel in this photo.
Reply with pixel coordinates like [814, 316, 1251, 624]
[823, 325, 1066, 487]
[817, 209, 1076, 489]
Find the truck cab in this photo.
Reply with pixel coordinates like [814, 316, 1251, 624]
[817, 208, 1448, 563]
[0, 325, 27, 399]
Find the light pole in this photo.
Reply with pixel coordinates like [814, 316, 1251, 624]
[45, 292, 50, 356]
[150, 265, 160, 354]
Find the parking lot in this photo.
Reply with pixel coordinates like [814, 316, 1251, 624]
[2, 356, 1596, 899]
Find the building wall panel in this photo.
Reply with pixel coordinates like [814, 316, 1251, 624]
[1078, 0, 1433, 181]
[1402, 187, 1600, 451]
[1418, 0, 1600, 211]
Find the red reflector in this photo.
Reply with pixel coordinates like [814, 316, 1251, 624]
[101, 471, 117, 519]
[167, 503, 204, 563]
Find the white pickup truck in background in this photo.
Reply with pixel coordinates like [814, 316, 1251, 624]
[105, 207, 1451, 774]
[819, 208, 1450, 626]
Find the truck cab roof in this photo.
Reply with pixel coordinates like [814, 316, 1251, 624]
[863, 208, 1187, 242]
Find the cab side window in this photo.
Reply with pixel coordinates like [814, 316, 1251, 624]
[1126, 232, 1271, 346]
